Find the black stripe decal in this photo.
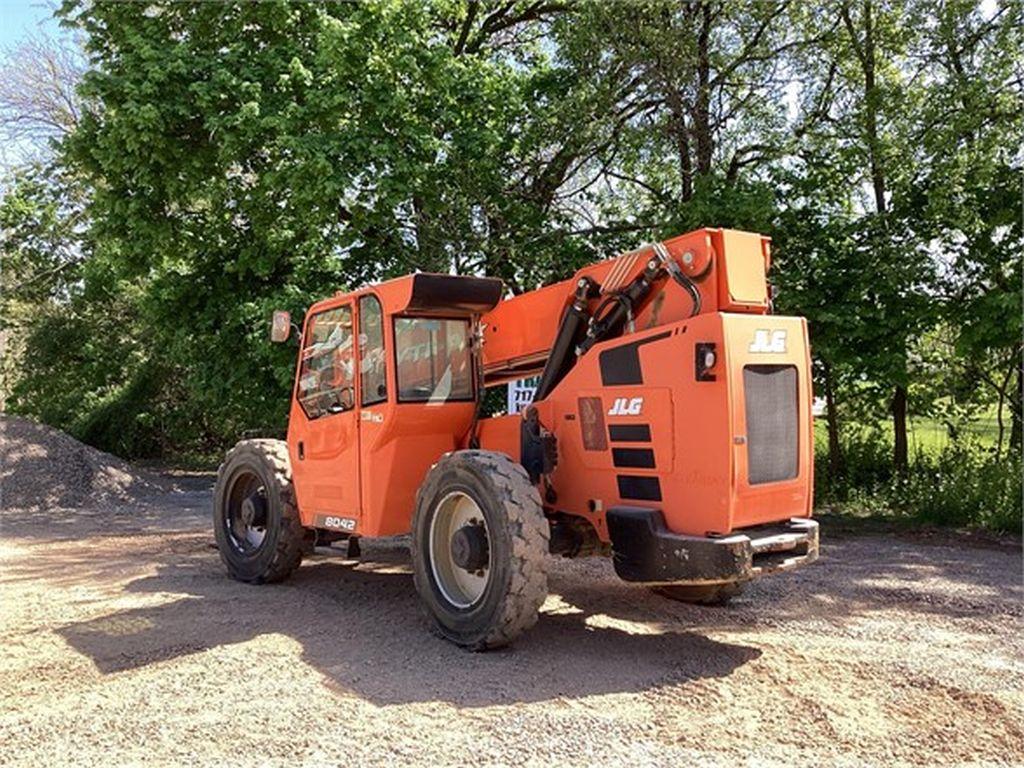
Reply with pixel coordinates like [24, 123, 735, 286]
[608, 424, 651, 442]
[612, 448, 656, 469]
[617, 475, 662, 501]
[598, 331, 672, 386]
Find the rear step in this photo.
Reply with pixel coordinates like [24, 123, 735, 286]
[606, 508, 818, 585]
[722, 519, 817, 576]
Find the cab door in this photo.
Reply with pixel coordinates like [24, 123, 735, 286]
[288, 302, 361, 531]
[355, 293, 389, 534]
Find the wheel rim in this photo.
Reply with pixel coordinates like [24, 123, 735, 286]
[224, 468, 269, 554]
[428, 491, 491, 609]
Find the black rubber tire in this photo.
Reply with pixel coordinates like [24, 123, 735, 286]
[411, 450, 549, 651]
[213, 439, 308, 584]
[652, 582, 745, 606]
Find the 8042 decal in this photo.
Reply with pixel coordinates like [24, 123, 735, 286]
[315, 514, 357, 532]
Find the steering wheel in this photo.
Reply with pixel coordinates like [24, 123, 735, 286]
[327, 386, 355, 413]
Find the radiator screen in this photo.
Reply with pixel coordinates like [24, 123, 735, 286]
[743, 365, 798, 485]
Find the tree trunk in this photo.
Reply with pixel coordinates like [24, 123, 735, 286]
[863, 0, 907, 471]
[823, 361, 844, 478]
[664, 87, 693, 203]
[845, 0, 911, 471]
[892, 384, 908, 471]
[1011, 363, 1022, 452]
[861, 0, 887, 216]
[992, 355, 1017, 460]
[411, 194, 436, 271]
[995, 385, 1006, 461]
[693, 2, 714, 176]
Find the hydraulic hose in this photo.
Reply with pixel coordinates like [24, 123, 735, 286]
[651, 241, 701, 317]
[534, 241, 701, 400]
[578, 259, 662, 355]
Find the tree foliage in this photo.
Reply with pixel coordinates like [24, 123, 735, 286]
[1, 0, 1020, 488]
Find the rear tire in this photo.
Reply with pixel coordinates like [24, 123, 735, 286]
[213, 439, 308, 584]
[652, 582, 745, 606]
[411, 450, 549, 651]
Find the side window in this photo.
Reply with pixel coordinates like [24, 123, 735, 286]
[394, 317, 474, 403]
[359, 295, 387, 405]
[297, 305, 355, 419]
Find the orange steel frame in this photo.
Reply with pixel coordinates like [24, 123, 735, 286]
[287, 228, 813, 542]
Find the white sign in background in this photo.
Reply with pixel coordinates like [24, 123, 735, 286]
[507, 376, 540, 415]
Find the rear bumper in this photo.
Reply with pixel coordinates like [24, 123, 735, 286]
[606, 507, 819, 585]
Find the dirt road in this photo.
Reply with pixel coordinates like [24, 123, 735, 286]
[1, 476, 1021, 767]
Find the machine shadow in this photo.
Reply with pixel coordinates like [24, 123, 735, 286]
[58, 544, 762, 707]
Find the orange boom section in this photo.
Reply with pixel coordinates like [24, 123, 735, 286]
[480, 228, 772, 383]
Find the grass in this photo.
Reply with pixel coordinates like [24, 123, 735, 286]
[813, 414, 1021, 534]
[814, 409, 1003, 455]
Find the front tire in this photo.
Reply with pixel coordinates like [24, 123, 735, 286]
[213, 439, 308, 584]
[411, 450, 549, 651]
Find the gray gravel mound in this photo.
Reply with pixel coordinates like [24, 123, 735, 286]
[0, 415, 166, 510]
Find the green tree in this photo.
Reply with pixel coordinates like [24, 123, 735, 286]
[906, 0, 1023, 454]
[51, 0, 619, 451]
[1, 164, 88, 408]
[782, 0, 940, 471]
[2, 0, 1014, 499]
[554, 0, 798, 236]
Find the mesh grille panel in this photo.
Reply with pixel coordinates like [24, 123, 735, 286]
[743, 365, 798, 485]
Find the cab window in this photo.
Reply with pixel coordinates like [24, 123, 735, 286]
[359, 295, 387, 405]
[394, 317, 473, 403]
[297, 305, 354, 418]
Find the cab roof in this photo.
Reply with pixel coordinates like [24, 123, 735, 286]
[310, 272, 504, 317]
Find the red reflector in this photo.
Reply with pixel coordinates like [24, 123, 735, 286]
[578, 397, 608, 451]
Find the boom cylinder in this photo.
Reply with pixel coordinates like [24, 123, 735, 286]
[533, 277, 597, 401]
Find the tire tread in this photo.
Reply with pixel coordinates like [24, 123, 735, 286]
[411, 450, 549, 650]
[214, 439, 306, 584]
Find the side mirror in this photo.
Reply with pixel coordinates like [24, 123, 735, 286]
[271, 310, 291, 343]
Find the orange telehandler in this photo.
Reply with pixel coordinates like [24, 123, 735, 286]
[213, 227, 819, 649]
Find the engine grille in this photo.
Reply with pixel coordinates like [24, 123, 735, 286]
[743, 365, 798, 485]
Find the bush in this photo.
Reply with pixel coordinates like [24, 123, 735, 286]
[815, 428, 1022, 533]
[891, 444, 1022, 532]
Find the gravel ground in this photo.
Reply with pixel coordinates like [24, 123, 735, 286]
[1, 479, 1021, 767]
[0, 416, 1021, 767]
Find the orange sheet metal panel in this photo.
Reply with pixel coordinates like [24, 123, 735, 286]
[482, 312, 813, 540]
[724, 314, 814, 527]
[712, 229, 771, 312]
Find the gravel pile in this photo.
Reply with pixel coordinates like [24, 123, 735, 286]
[0, 415, 166, 509]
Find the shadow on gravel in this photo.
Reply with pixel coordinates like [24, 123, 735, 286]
[40, 496, 1023, 707]
[57, 544, 762, 707]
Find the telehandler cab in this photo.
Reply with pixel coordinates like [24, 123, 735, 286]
[214, 227, 819, 649]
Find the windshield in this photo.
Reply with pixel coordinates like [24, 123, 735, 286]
[297, 305, 354, 418]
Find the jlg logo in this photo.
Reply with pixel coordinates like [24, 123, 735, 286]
[608, 397, 644, 416]
[749, 329, 787, 354]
